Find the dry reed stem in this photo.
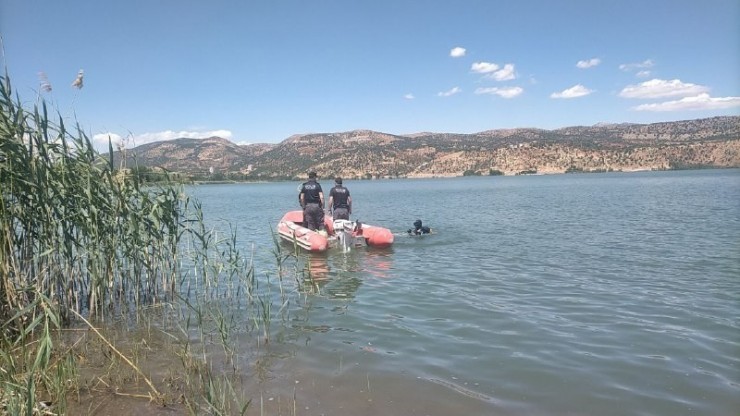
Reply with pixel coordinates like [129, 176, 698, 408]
[69, 309, 161, 400]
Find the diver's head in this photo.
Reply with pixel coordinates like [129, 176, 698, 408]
[413, 219, 422, 228]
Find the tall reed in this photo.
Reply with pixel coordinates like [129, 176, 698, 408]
[1, 72, 320, 414]
[0, 72, 187, 412]
[0, 77, 182, 327]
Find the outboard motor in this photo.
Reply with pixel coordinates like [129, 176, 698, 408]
[333, 219, 366, 252]
[333, 219, 354, 252]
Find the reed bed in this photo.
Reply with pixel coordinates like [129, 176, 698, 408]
[0, 74, 315, 415]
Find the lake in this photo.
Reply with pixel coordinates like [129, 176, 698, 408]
[188, 169, 740, 416]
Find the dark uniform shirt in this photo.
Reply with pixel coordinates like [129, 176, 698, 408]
[300, 179, 323, 205]
[329, 185, 350, 210]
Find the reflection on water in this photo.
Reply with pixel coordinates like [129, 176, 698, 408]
[305, 253, 330, 281]
[296, 246, 394, 280]
[359, 248, 394, 279]
[296, 248, 394, 300]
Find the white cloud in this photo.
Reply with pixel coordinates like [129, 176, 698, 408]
[474, 86, 524, 99]
[94, 129, 233, 151]
[576, 58, 601, 69]
[550, 84, 594, 99]
[636, 70, 651, 78]
[488, 64, 516, 81]
[92, 132, 124, 149]
[450, 47, 466, 58]
[438, 87, 462, 97]
[137, 129, 232, 144]
[471, 62, 516, 81]
[619, 59, 655, 72]
[619, 79, 709, 99]
[631, 93, 740, 112]
[404, 93, 415, 100]
[471, 62, 499, 74]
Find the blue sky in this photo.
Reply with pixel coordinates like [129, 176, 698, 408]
[2, 0, 739, 151]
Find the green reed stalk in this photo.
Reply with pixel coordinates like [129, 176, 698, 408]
[0, 73, 184, 411]
[1, 72, 322, 414]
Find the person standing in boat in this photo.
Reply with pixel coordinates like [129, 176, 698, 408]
[328, 177, 352, 220]
[299, 171, 325, 231]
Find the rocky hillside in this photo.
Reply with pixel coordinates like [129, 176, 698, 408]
[114, 137, 273, 173]
[115, 116, 740, 179]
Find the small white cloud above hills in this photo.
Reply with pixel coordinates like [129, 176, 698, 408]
[474, 86, 523, 98]
[471, 62, 516, 81]
[631, 93, 740, 112]
[471, 62, 499, 74]
[438, 87, 461, 97]
[551, 84, 593, 99]
[576, 58, 601, 69]
[619, 59, 655, 72]
[93, 129, 233, 151]
[450, 47, 466, 57]
[619, 79, 709, 99]
[488, 64, 516, 81]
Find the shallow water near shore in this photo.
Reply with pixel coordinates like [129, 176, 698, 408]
[131, 169, 738, 415]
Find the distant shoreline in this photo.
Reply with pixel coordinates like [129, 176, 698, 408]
[176, 165, 737, 185]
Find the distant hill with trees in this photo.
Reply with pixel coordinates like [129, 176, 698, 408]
[112, 116, 740, 181]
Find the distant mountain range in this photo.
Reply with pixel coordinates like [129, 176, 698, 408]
[113, 116, 740, 180]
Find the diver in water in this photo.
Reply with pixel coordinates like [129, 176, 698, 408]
[408, 219, 432, 235]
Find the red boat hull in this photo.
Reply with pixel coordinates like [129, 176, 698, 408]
[277, 210, 394, 252]
[277, 211, 331, 251]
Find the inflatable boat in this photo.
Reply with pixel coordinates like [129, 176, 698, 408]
[277, 210, 394, 252]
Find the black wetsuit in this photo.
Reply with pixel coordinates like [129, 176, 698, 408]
[329, 185, 351, 220]
[408, 219, 431, 235]
[408, 225, 431, 235]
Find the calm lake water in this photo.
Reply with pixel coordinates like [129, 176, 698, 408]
[188, 169, 740, 416]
